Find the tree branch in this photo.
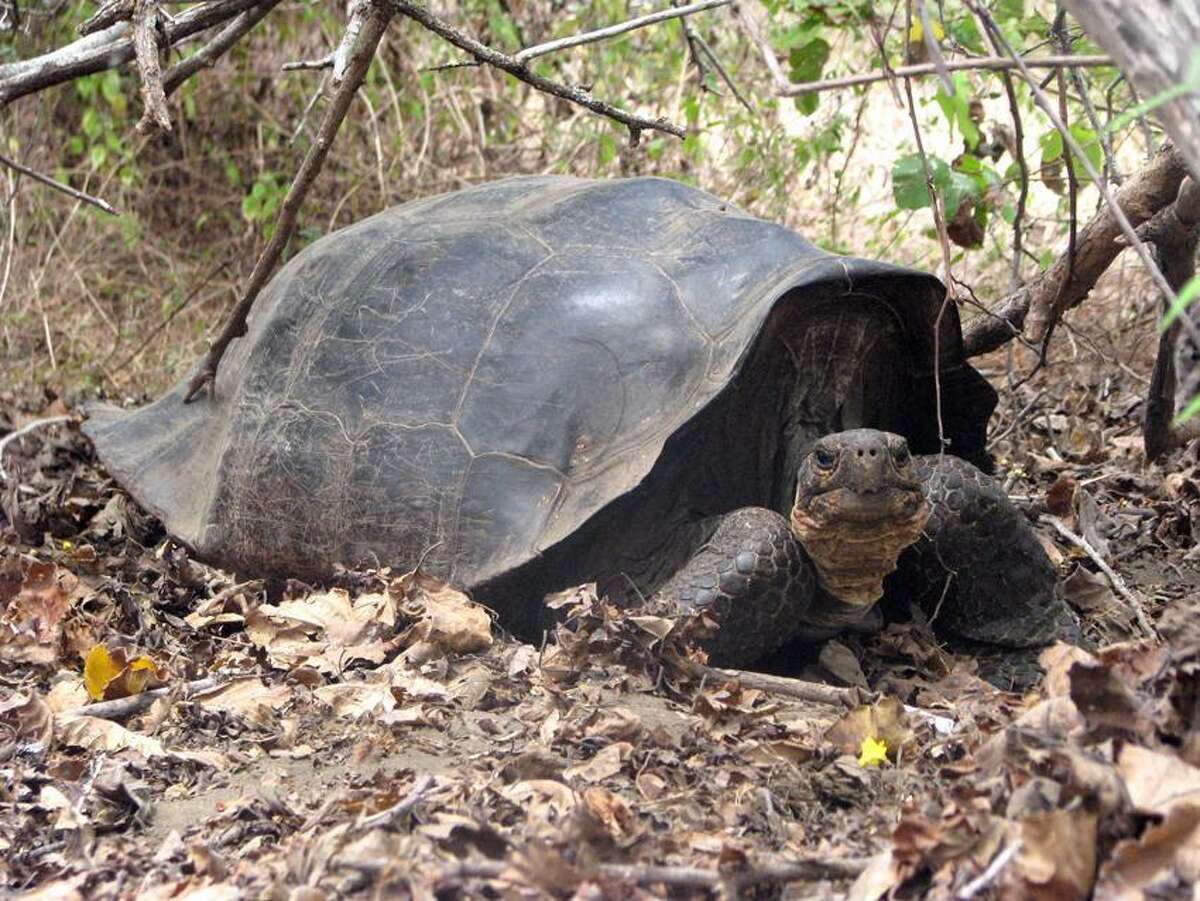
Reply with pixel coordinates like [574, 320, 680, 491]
[132, 0, 171, 132]
[390, 1, 685, 141]
[962, 143, 1189, 357]
[0, 0, 271, 106]
[0, 152, 119, 215]
[778, 53, 1112, 97]
[183, 0, 393, 402]
[162, 0, 281, 95]
[512, 0, 730, 64]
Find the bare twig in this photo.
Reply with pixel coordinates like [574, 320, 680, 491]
[1040, 515, 1157, 638]
[0, 415, 72, 482]
[183, 0, 393, 402]
[0, 153, 119, 215]
[282, 54, 333, 71]
[779, 54, 1111, 97]
[692, 32, 754, 115]
[958, 842, 1022, 899]
[391, 1, 685, 141]
[513, 0, 730, 64]
[60, 677, 221, 719]
[162, 0, 281, 95]
[695, 663, 863, 706]
[357, 774, 435, 830]
[736, 2, 788, 91]
[0, 0, 272, 105]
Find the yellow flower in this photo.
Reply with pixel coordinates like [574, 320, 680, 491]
[61, 540, 73, 550]
[858, 736, 889, 767]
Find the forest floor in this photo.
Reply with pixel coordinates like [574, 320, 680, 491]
[2, 280, 1200, 899]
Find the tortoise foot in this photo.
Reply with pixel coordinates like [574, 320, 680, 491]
[656, 507, 818, 666]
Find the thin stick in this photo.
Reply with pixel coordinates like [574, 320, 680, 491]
[1040, 515, 1157, 638]
[958, 841, 1022, 899]
[183, 0, 392, 402]
[692, 32, 754, 115]
[696, 664, 862, 707]
[60, 676, 219, 720]
[356, 774, 435, 830]
[390, 1, 685, 140]
[0, 153, 118, 215]
[162, 0, 281, 95]
[0, 415, 72, 482]
[779, 54, 1111, 97]
[513, 0, 730, 63]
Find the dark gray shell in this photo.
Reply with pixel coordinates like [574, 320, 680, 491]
[84, 176, 996, 587]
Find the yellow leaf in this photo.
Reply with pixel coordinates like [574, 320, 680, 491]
[83, 645, 121, 701]
[858, 736, 889, 768]
[908, 20, 945, 43]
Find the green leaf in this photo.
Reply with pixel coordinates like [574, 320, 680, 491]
[89, 144, 107, 168]
[892, 153, 949, 210]
[81, 107, 102, 140]
[1039, 130, 1063, 162]
[942, 169, 977, 218]
[788, 38, 830, 116]
[1161, 274, 1200, 330]
[933, 75, 980, 147]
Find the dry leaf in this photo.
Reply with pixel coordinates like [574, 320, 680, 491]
[1004, 808, 1098, 900]
[564, 742, 632, 783]
[193, 678, 292, 727]
[83, 645, 167, 701]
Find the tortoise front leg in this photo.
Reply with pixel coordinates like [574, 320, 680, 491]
[898, 455, 1082, 651]
[654, 507, 871, 666]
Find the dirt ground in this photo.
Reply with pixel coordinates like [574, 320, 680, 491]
[3, 271, 1200, 899]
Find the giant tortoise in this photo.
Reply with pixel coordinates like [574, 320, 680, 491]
[85, 176, 1079, 673]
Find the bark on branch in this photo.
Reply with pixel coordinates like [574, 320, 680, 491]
[962, 143, 1190, 358]
[0, 0, 272, 105]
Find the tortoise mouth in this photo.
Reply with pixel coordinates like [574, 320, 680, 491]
[797, 485, 926, 527]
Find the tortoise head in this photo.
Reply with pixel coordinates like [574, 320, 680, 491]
[789, 429, 930, 607]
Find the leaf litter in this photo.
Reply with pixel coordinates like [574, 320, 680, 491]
[1, 385, 1200, 899]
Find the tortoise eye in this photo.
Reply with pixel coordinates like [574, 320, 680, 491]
[814, 447, 837, 469]
[892, 444, 911, 466]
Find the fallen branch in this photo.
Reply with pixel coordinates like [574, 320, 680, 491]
[513, 0, 730, 64]
[61, 676, 219, 720]
[0, 152, 119, 215]
[696, 664, 863, 707]
[357, 773, 435, 830]
[0, 0, 271, 105]
[183, 0, 393, 401]
[390, 1, 685, 140]
[1040, 515, 1157, 639]
[778, 53, 1111, 97]
[342, 853, 870, 890]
